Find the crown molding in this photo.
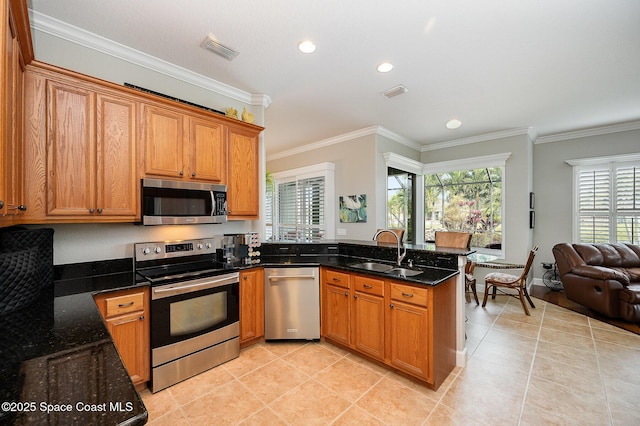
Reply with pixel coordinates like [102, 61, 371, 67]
[565, 152, 640, 166]
[383, 152, 424, 175]
[536, 120, 640, 144]
[267, 126, 419, 161]
[29, 10, 271, 108]
[421, 127, 534, 152]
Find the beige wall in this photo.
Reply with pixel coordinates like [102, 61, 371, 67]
[532, 128, 640, 276]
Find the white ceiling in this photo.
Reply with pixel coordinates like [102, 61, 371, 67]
[29, 0, 640, 156]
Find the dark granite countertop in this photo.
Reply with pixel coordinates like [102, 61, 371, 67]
[0, 272, 147, 425]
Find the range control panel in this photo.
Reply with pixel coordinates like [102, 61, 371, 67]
[134, 238, 217, 261]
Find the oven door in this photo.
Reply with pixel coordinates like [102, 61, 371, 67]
[150, 273, 239, 358]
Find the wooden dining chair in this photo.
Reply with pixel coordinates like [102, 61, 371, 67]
[375, 229, 405, 244]
[434, 231, 478, 304]
[434, 231, 472, 249]
[465, 260, 479, 305]
[482, 246, 539, 315]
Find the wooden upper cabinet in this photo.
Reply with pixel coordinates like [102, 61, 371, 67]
[227, 124, 260, 219]
[141, 104, 185, 178]
[45, 78, 138, 220]
[46, 81, 95, 216]
[0, 0, 28, 219]
[96, 93, 138, 217]
[142, 104, 227, 183]
[189, 116, 225, 182]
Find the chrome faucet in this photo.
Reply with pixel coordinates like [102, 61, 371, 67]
[373, 229, 407, 266]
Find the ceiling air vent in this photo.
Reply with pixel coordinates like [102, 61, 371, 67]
[382, 84, 408, 99]
[202, 34, 239, 61]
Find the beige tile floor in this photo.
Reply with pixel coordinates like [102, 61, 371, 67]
[141, 292, 640, 425]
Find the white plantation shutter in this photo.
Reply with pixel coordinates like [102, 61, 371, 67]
[575, 161, 640, 244]
[271, 163, 334, 242]
[616, 165, 640, 243]
[578, 168, 611, 242]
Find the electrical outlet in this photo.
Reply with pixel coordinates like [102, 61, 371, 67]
[337, 228, 347, 236]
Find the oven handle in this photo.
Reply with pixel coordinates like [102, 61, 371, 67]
[152, 274, 238, 300]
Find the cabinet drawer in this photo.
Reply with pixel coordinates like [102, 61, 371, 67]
[325, 270, 350, 289]
[105, 292, 145, 317]
[390, 283, 428, 307]
[354, 276, 384, 296]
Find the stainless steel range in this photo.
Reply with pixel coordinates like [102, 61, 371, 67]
[134, 238, 239, 393]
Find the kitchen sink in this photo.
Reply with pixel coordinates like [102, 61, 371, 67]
[385, 267, 423, 277]
[348, 262, 395, 273]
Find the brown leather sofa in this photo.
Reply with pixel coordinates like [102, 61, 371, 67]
[552, 243, 640, 323]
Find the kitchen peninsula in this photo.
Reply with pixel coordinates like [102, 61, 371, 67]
[0, 239, 465, 424]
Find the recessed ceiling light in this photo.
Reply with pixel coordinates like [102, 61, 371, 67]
[446, 119, 462, 129]
[377, 62, 393, 73]
[298, 40, 316, 53]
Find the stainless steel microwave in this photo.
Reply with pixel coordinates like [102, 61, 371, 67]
[141, 178, 227, 225]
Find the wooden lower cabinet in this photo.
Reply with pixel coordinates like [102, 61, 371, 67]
[352, 275, 385, 361]
[388, 282, 430, 380]
[321, 267, 456, 390]
[321, 269, 351, 345]
[239, 268, 264, 347]
[94, 286, 150, 390]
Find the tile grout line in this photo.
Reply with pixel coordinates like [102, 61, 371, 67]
[588, 316, 615, 426]
[516, 299, 546, 425]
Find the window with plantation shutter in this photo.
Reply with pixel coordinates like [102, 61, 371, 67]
[573, 158, 640, 244]
[267, 163, 335, 241]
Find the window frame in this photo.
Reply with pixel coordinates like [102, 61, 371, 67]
[383, 152, 510, 255]
[267, 162, 335, 241]
[568, 153, 640, 244]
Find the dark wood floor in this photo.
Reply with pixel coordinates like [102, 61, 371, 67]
[530, 285, 640, 335]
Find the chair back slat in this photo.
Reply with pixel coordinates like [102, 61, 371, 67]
[434, 231, 472, 249]
[519, 246, 539, 281]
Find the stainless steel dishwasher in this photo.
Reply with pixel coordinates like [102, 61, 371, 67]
[264, 267, 320, 340]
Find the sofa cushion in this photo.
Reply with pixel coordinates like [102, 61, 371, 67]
[626, 267, 640, 283]
[574, 244, 604, 266]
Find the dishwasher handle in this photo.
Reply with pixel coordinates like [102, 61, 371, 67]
[267, 274, 316, 280]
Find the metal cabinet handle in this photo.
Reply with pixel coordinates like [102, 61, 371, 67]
[0, 200, 3, 209]
[333, 277, 341, 282]
[118, 301, 135, 308]
[139, 315, 145, 321]
[192, 172, 196, 177]
[363, 284, 373, 289]
[344, 292, 348, 297]
[354, 294, 358, 299]
[97, 208, 103, 214]
[179, 170, 184, 176]
[7, 204, 27, 211]
[89, 208, 95, 213]
[390, 303, 394, 308]
[402, 292, 414, 298]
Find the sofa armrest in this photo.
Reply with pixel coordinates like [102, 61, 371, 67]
[571, 265, 630, 285]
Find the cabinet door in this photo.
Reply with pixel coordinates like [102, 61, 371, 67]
[1, 13, 24, 218]
[46, 81, 95, 216]
[227, 125, 260, 219]
[323, 283, 351, 345]
[388, 301, 429, 380]
[240, 268, 264, 345]
[105, 310, 149, 386]
[96, 93, 138, 217]
[352, 291, 385, 360]
[94, 287, 150, 389]
[142, 104, 186, 178]
[189, 117, 225, 182]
